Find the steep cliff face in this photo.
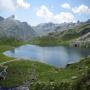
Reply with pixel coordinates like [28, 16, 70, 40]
[0, 15, 36, 41]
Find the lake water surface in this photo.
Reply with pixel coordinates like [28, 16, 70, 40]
[4, 44, 90, 67]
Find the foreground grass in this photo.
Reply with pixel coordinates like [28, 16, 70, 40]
[0, 57, 90, 90]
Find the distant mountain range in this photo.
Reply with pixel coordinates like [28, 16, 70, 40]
[30, 19, 90, 47]
[33, 21, 83, 36]
[46, 20, 90, 40]
[0, 15, 90, 42]
[33, 23, 59, 36]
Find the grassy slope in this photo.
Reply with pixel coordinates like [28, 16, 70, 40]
[0, 57, 90, 90]
[0, 45, 14, 63]
[30, 23, 90, 47]
[0, 38, 27, 63]
[30, 36, 69, 46]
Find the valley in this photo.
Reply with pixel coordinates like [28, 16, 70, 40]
[0, 16, 90, 90]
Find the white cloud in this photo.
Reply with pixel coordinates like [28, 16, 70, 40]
[0, 0, 15, 11]
[16, 0, 30, 9]
[72, 5, 90, 14]
[0, 0, 30, 12]
[54, 12, 76, 23]
[36, 5, 54, 21]
[61, 3, 90, 14]
[36, 5, 76, 23]
[61, 3, 71, 9]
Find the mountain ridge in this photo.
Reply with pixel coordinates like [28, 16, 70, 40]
[0, 15, 36, 41]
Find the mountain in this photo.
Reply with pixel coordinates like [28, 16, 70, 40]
[33, 22, 59, 36]
[0, 16, 4, 21]
[31, 19, 90, 47]
[0, 15, 36, 41]
[77, 32, 90, 41]
[33, 22, 77, 36]
[86, 19, 90, 23]
[47, 21, 90, 39]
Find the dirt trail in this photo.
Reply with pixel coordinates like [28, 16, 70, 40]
[0, 58, 21, 65]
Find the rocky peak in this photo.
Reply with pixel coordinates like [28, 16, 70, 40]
[86, 19, 90, 23]
[6, 15, 15, 20]
[0, 16, 4, 21]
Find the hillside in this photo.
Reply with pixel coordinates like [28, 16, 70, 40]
[0, 55, 90, 90]
[33, 22, 77, 36]
[31, 21, 90, 48]
[33, 22, 59, 36]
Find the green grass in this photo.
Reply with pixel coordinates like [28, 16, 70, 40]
[0, 38, 26, 46]
[0, 57, 90, 90]
[0, 30, 90, 90]
[0, 45, 14, 63]
[30, 36, 70, 46]
[0, 38, 28, 63]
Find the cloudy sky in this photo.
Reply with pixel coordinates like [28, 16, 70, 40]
[0, 0, 90, 25]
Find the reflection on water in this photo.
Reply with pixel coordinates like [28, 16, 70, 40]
[4, 44, 90, 67]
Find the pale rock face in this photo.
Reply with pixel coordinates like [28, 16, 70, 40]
[0, 15, 37, 41]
